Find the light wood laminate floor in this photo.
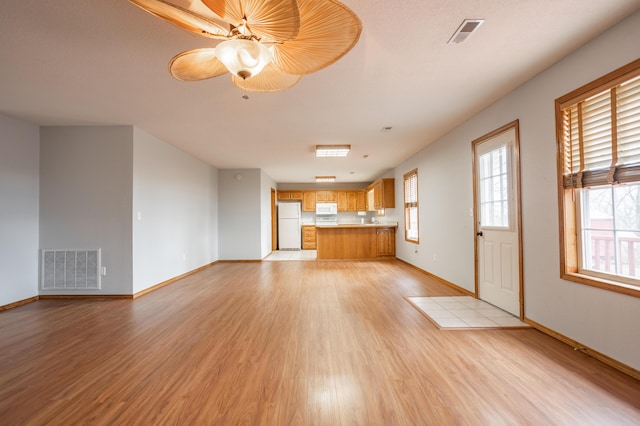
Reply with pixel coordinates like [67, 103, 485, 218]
[1, 260, 639, 425]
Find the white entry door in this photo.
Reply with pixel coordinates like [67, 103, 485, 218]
[473, 121, 522, 317]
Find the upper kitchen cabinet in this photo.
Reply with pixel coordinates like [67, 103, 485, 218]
[278, 190, 303, 201]
[338, 191, 363, 212]
[356, 190, 366, 211]
[337, 191, 348, 211]
[316, 190, 337, 202]
[303, 191, 316, 212]
[346, 191, 357, 211]
[367, 178, 395, 211]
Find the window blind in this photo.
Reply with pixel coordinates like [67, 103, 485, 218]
[404, 170, 418, 206]
[561, 73, 640, 188]
[403, 169, 419, 242]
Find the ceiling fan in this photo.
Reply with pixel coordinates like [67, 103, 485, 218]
[130, 0, 362, 92]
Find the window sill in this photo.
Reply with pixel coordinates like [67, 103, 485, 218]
[561, 271, 640, 298]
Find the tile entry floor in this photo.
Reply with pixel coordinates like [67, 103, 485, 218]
[264, 250, 317, 261]
[407, 296, 531, 329]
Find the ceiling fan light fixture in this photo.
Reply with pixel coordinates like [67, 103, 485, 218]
[315, 144, 351, 157]
[131, 0, 361, 92]
[215, 39, 273, 79]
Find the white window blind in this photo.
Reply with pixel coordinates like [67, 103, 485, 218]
[561, 74, 640, 188]
[404, 169, 419, 242]
[404, 170, 418, 207]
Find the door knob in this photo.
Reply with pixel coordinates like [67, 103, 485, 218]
[476, 231, 483, 237]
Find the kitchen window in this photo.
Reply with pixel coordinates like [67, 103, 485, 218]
[556, 58, 640, 297]
[404, 169, 419, 243]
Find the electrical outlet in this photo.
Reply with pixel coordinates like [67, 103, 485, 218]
[432, 253, 437, 261]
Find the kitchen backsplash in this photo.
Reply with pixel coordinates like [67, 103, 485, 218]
[301, 210, 398, 224]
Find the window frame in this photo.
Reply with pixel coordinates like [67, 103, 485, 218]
[403, 169, 419, 243]
[556, 58, 640, 298]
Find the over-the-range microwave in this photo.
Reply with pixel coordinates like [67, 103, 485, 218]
[316, 202, 337, 215]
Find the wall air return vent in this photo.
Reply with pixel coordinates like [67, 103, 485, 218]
[41, 249, 101, 290]
[448, 19, 485, 44]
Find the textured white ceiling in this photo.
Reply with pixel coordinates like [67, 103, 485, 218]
[1, 0, 639, 183]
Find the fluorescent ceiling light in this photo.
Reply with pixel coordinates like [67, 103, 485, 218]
[315, 144, 351, 157]
[315, 176, 336, 182]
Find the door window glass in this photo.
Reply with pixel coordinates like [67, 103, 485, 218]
[479, 145, 509, 228]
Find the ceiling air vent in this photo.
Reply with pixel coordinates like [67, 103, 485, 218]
[448, 19, 485, 44]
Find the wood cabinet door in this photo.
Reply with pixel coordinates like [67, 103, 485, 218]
[290, 191, 303, 200]
[316, 190, 336, 202]
[374, 181, 383, 209]
[381, 178, 395, 208]
[346, 191, 357, 211]
[337, 191, 348, 211]
[277, 191, 291, 200]
[303, 191, 316, 212]
[356, 191, 366, 211]
[376, 228, 396, 257]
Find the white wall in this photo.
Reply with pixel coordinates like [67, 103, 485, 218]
[132, 128, 218, 293]
[395, 139, 475, 289]
[260, 170, 276, 259]
[218, 169, 262, 260]
[0, 114, 40, 306]
[395, 11, 640, 370]
[39, 126, 134, 295]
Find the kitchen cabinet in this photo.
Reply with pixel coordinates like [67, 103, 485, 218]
[277, 190, 303, 200]
[367, 178, 395, 210]
[316, 190, 337, 202]
[279, 189, 366, 211]
[303, 191, 316, 212]
[356, 190, 366, 211]
[347, 191, 358, 211]
[376, 227, 396, 257]
[302, 225, 317, 249]
[337, 191, 348, 211]
[316, 224, 397, 259]
[337, 191, 362, 212]
[367, 189, 375, 211]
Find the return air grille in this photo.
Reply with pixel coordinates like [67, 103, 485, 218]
[41, 249, 101, 290]
[448, 19, 485, 44]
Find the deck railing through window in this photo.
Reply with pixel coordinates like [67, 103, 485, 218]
[589, 235, 640, 277]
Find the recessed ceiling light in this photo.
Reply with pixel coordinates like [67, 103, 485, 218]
[315, 144, 351, 157]
[316, 176, 336, 182]
[448, 19, 485, 44]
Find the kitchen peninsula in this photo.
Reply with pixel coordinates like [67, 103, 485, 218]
[315, 224, 397, 259]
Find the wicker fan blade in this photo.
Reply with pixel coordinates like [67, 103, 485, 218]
[271, 0, 361, 75]
[231, 63, 301, 92]
[169, 48, 229, 81]
[202, 0, 300, 42]
[130, 0, 229, 39]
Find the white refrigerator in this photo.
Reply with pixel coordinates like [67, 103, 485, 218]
[278, 202, 301, 250]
